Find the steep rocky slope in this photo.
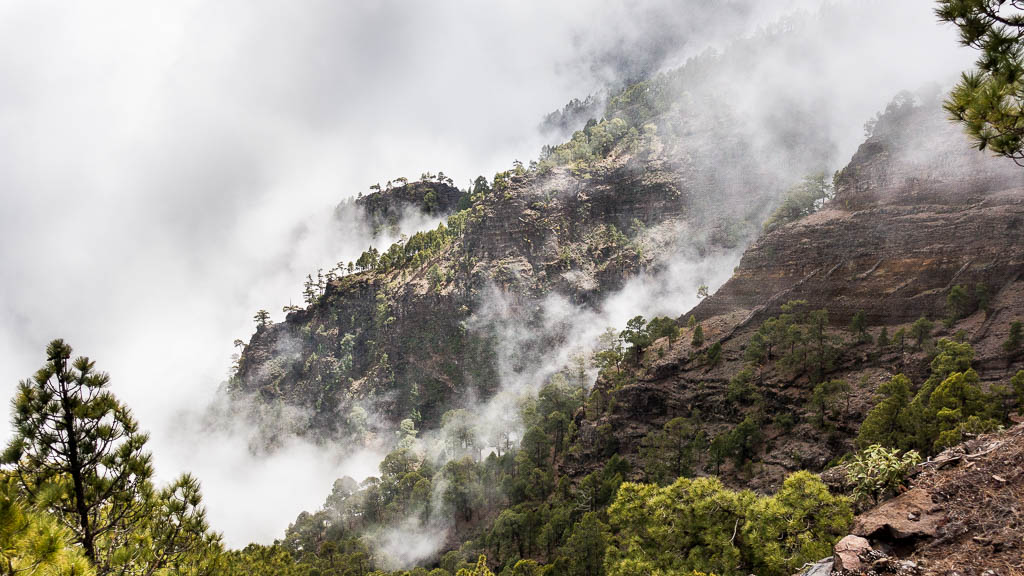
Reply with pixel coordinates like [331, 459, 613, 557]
[226, 94, 1024, 576]
[224, 21, 860, 447]
[227, 88, 814, 443]
[807, 422, 1024, 575]
[572, 101, 1024, 491]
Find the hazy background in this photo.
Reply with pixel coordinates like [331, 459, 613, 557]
[0, 0, 973, 546]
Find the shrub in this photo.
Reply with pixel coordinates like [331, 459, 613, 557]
[605, 472, 850, 576]
[846, 445, 921, 505]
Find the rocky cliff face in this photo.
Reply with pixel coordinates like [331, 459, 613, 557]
[697, 101, 1024, 327]
[230, 163, 761, 440]
[571, 102, 1024, 491]
[351, 180, 466, 234]
[228, 108, 788, 443]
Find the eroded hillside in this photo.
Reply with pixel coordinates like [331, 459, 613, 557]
[227, 82, 817, 444]
[571, 100, 1024, 493]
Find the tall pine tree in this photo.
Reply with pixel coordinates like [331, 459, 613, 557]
[3, 339, 222, 575]
[3, 340, 153, 567]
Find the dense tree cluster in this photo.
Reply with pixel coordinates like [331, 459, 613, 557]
[352, 222, 457, 276]
[856, 339, 1018, 454]
[605, 472, 851, 576]
[537, 117, 633, 173]
[239, 361, 854, 576]
[744, 300, 840, 384]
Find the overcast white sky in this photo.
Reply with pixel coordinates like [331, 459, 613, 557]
[0, 1, 974, 546]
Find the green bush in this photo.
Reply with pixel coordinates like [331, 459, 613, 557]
[605, 472, 850, 576]
[846, 445, 921, 505]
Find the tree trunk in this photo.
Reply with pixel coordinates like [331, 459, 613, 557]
[58, 369, 96, 564]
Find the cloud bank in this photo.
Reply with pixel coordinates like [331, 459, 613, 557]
[0, 0, 975, 547]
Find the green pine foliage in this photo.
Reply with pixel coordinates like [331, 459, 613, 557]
[3, 339, 156, 567]
[857, 339, 1013, 455]
[639, 417, 705, 484]
[1005, 321, 1022, 355]
[704, 342, 723, 367]
[2, 340, 222, 576]
[726, 367, 760, 407]
[1014, 370, 1024, 414]
[856, 374, 914, 450]
[910, 316, 934, 349]
[0, 474, 95, 576]
[742, 300, 839, 384]
[690, 325, 704, 348]
[620, 316, 652, 364]
[850, 310, 869, 343]
[537, 118, 631, 172]
[937, 0, 1024, 164]
[647, 317, 681, 345]
[877, 326, 890, 349]
[809, 379, 850, 429]
[605, 472, 851, 576]
[456, 556, 495, 576]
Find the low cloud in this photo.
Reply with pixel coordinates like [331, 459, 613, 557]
[0, 0, 977, 549]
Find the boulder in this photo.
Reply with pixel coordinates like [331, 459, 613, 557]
[853, 488, 943, 540]
[797, 557, 833, 576]
[833, 534, 872, 572]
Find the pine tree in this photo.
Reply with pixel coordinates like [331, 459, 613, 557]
[594, 328, 624, 375]
[810, 380, 847, 428]
[910, 317, 934, 349]
[562, 513, 607, 576]
[877, 326, 890, 349]
[744, 471, 852, 576]
[937, 0, 1024, 164]
[1004, 321, 1022, 355]
[302, 274, 317, 305]
[705, 341, 722, 366]
[976, 283, 991, 315]
[456, 555, 495, 576]
[639, 417, 700, 484]
[3, 340, 222, 575]
[893, 327, 907, 354]
[619, 316, 651, 363]
[147, 474, 223, 575]
[691, 324, 705, 348]
[946, 284, 971, 324]
[1013, 370, 1024, 414]
[857, 374, 913, 450]
[2, 340, 154, 567]
[254, 309, 271, 328]
[850, 310, 868, 342]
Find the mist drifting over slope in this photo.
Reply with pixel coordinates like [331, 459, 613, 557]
[0, 0, 974, 547]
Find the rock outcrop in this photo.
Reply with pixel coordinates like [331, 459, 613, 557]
[824, 423, 1024, 575]
[571, 102, 1024, 491]
[351, 180, 466, 233]
[229, 97, 791, 442]
[832, 535, 871, 573]
[695, 102, 1024, 327]
[852, 489, 942, 541]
